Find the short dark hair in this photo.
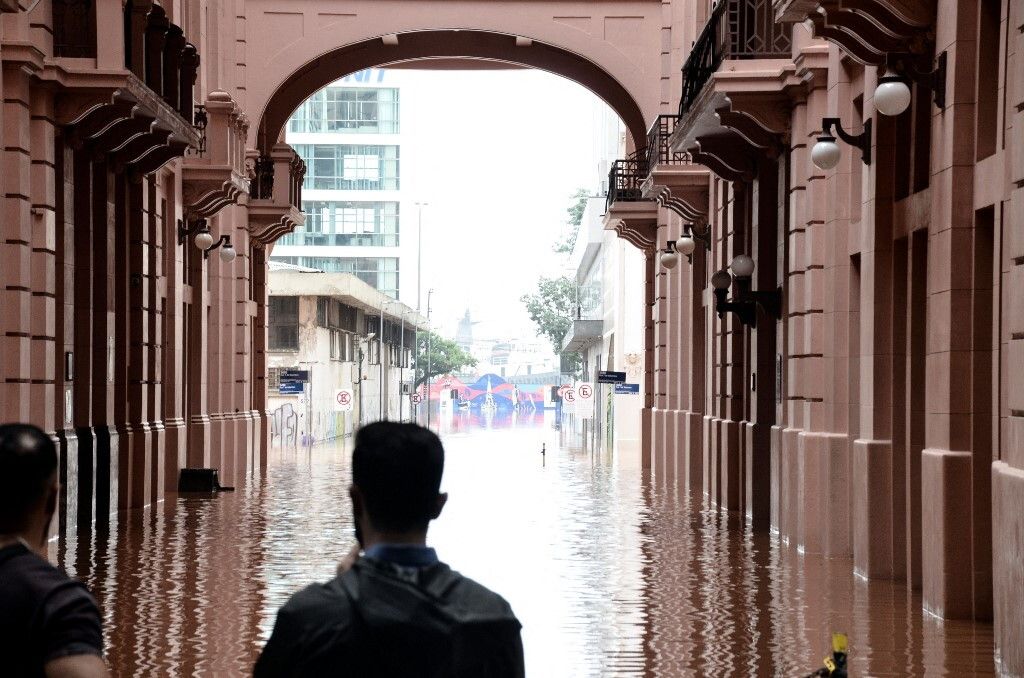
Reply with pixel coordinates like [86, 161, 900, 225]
[0, 423, 58, 534]
[352, 421, 444, 533]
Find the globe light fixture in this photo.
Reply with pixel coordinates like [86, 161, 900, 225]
[193, 227, 214, 250]
[811, 134, 842, 170]
[711, 269, 733, 290]
[730, 254, 755, 278]
[676, 233, 697, 256]
[218, 241, 237, 262]
[203, 234, 236, 261]
[812, 117, 873, 170]
[660, 247, 679, 269]
[874, 70, 912, 116]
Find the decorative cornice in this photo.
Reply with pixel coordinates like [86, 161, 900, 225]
[610, 219, 657, 252]
[775, 0, 934, 65]
[247, 204, 305, 246]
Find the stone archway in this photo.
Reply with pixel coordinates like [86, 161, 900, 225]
[241, 1, 664, 151]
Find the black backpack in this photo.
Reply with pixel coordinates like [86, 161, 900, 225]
[332, 559, 524, 678]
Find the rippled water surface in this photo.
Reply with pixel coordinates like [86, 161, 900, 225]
[57, 414, 996, 676]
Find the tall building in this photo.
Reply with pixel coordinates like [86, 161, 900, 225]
[272, 69, 418, 304]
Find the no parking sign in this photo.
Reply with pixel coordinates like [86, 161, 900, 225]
[334, 389, 353, 412]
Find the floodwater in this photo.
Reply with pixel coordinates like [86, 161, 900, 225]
[56, 412, 996, 676]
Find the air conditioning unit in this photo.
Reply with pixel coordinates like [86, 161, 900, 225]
[401, 383, 413, 394]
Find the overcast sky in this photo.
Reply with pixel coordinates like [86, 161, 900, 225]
[398, 69, 622, 345]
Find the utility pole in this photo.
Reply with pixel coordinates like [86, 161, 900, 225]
[379, 305, 385, 420]
[426, 289, 433, 429]
[415, 202, 428, 312]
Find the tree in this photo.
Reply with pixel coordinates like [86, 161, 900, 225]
[520, 276, 582, 377]
[414, 331, 477, 388]
[553, 188, 590, 253]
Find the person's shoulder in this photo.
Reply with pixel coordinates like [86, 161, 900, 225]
[434, 565, 520, 622]
[1, 546, 81, 600]
[278, 577, 354, 625]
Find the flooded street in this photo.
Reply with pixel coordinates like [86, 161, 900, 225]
[56, 415, 996, 677]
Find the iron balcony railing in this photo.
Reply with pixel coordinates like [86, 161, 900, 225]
[645, 115, 693, 171]
[678, 0, 792, 116]
[606, 150, 647, 210]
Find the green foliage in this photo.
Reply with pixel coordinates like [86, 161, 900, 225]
[520, 276, 583, 378]
[414, 331, 477, 388]
[553, 188, 590, 254]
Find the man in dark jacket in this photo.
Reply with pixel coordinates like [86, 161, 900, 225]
[0, 423, 109, 678]
[255, 421, 524, 678]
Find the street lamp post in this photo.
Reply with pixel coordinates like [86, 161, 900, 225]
[426, 289, 434, 429]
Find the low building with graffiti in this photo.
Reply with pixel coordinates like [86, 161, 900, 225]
[267, 265, 427, 445]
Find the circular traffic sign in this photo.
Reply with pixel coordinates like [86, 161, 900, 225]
[557, 385, 570, 397]
[563, 389, 576, 403]
[337, 391, 351, 405]
[578, 384, 593, 399]
[411, 393, 422, 404]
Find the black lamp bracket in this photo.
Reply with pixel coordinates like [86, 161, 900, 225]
[821, 117, 873, 165]
[204, 235, 232, 259]
[177, 218, 209, 245]
[712, 276, 783, 329]
[683, 223, 712, 263]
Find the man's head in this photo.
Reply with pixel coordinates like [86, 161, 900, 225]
[350, 422, 446, 541]
[0, 423, 59, 545]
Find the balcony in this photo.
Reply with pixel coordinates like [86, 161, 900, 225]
[678, 0, 792, 118]
[666, 0, 798, 166]
[562, 319, 604, 353]
[246, 145, 307, 246]
[606, 151, 647, 211]
[40, 1, 202, 177]
[182, 91, 250, 220]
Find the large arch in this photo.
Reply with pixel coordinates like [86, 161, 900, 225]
[242, 1, 664, 151]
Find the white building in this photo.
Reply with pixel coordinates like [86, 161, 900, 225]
[273, 69, 420, 305]
[561, 195, 647, 460]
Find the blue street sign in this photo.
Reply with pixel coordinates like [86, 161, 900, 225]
[598, 370, 627, 384]
[280, 369, 309, 382]
[614, 383, 640, 394]
[279, 381, 304, 394]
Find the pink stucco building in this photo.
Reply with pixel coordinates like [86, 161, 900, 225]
[0, 0, 1020, 672]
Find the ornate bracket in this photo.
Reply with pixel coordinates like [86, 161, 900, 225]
[821, 116, 872, 165]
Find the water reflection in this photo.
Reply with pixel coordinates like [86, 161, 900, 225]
[57, 414, 994, 676]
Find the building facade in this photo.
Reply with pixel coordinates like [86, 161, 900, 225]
[272, 69, 419, 305]
[604, 0, 1024, 670]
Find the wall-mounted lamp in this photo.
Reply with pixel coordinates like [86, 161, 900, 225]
[178, 218, 215, 249]
[874, 51, 947, 117]
[179, 218, 236, 262]
[711, 255, 782, 328]
[204, 235, 236, 262]
[661, 223, 712, 269]
[675, 223, 711, 263]
[812, 117, 873, 170]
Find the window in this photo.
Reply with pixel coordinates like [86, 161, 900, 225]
[269, 296, 299, 351]
[330, 329, 341, 360]
[278, 201, 399, 247]
[268, 367, 282, 391]
[293, 144, 399, 191]
[288, 87, 400, 134]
